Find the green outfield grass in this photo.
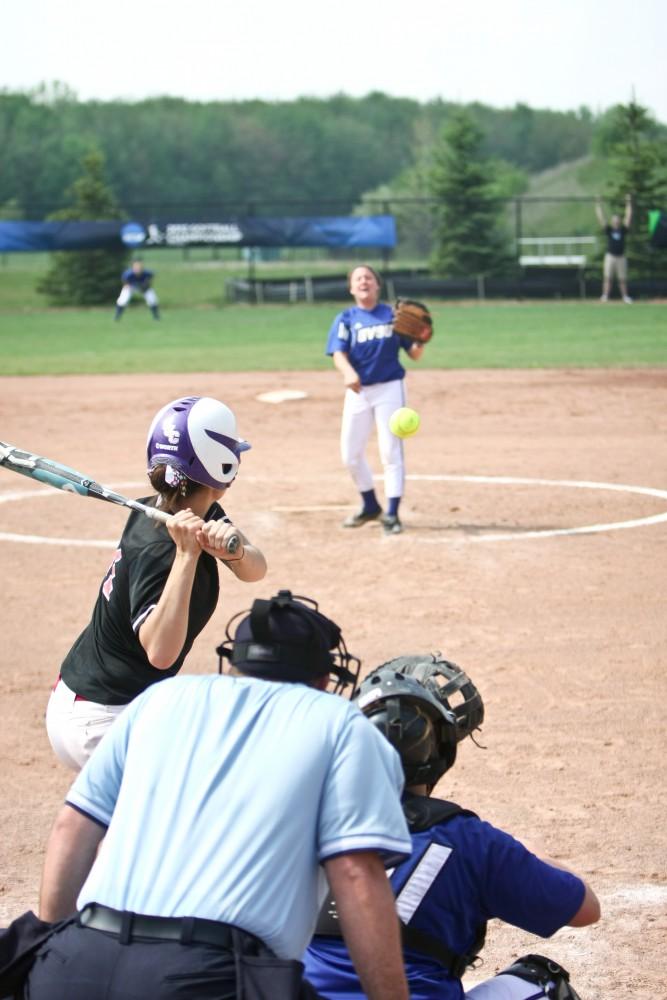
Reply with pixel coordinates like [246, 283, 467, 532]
[1, 253, 666, 374]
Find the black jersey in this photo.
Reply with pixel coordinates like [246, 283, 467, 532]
[605, 224, 627, 256]
[61, 499, 226, 705]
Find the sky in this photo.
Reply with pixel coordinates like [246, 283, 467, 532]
[2, 0, 666, 123]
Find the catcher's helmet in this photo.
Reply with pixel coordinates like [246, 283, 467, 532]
[355, 665, 458, 788]
[216, 590, 361, 695]
[147, 396, 250, 490]
[386, 654, 485, 743]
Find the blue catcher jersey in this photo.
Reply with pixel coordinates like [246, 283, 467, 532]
[326, 303, 414, 386]
[304, 812, 585, 1000]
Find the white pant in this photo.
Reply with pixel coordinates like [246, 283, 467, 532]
[340, 379, 406, 499]
[46, 677, 126, 771]
[466, 973, 554, 998]
[116, 285, 158, 308]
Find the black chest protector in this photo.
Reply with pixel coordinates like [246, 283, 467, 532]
[314, 795, 487, 980]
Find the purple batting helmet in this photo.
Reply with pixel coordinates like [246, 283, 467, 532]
[147, 396, 250, 489]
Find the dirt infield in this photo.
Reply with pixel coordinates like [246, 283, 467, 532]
[1, 368, 666, 999]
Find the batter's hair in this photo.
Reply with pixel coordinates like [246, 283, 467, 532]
[347, 263, 383, 289]
[148, 464, 200, 511]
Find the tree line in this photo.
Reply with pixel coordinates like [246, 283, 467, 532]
[1, 84, 604, 217]
[3, 86, 665, 303]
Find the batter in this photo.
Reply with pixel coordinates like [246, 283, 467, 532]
[46, 395, 267, 771]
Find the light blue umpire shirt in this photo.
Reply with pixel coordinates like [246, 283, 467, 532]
[67, 673, 411, 959]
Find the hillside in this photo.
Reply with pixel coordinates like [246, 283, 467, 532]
[518, 155, 609, 235]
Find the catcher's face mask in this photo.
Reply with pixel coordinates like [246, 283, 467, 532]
[356, 667, 458, 786]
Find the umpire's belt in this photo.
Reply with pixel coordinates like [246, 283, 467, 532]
[79, 902, 241, 949]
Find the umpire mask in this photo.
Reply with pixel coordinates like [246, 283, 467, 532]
[216, 590, 361, 696]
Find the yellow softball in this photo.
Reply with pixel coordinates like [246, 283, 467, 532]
[389, 406, 421, 438]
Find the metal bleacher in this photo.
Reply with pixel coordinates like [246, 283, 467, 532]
[518, 236, 598, 268]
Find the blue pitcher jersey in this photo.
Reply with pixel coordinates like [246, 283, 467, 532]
[326, 303, 413, 386]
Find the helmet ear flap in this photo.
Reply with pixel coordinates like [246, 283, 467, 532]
[385, 696, 403, 742]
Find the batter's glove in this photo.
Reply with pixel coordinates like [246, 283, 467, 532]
[392, 299, 434, 343]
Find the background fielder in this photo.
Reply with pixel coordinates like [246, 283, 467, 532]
[114, 257, 160, 320]
[326, 264, 425, 536]
[595, 194, 633, 303]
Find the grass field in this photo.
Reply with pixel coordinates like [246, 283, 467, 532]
[1, 252, 666, 374]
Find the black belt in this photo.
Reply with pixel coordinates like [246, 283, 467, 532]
[79, 903, 241, 949]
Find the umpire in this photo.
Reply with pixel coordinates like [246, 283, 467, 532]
[24, 591, 412, 1000]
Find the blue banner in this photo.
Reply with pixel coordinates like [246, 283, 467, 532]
[0, 221, 125, 252]
[0, 216, 396, 252]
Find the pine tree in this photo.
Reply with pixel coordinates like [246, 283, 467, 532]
[37, 150, 128, 305]
[602, 100, 667, 275]
[428, 110, 510, 277]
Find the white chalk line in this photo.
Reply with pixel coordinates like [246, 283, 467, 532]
[0, 481, 143, 549]
[405, 474, 667, 542]
[603, 883, 667, 907]
[276, 475, 667, 542]
[1, 476, 667, 547]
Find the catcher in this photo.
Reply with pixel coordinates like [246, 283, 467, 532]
[325, 266, 433, 536]
[305, 654, 600, 1000]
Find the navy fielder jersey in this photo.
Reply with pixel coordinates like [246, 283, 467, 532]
[304, 807, 586, 1000]
[121, 267, 154, 288]
[60, 499, 226, 705]
[326, 303, 414, 386]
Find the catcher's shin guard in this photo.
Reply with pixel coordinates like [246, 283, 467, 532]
[499, 954, 582, 1000]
